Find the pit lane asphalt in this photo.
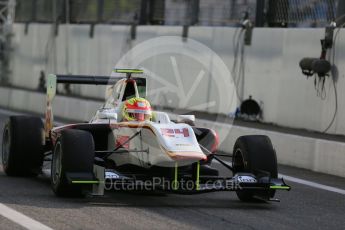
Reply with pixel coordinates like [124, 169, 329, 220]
[0, 111, 344, 230]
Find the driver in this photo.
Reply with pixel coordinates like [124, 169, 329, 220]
[122, 97, 152, 122]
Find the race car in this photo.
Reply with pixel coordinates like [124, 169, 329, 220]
[1, 69, 290, 202]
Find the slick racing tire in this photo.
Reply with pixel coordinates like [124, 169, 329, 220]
[51, 129, 94, 197]
[2, 116, 44, 177]
[232, 135, 277, 202]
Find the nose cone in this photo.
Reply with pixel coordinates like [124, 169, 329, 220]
[165, 150, 207, 161]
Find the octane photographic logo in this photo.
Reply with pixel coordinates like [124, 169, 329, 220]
[104, 177, 242, 192]
[108, 36, 238, 167]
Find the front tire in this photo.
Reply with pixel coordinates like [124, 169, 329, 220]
[51, 129, 95, 197]
[232, 135, 277, 202]
[2, 116, 44, 176]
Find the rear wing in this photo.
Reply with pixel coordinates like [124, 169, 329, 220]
[44, 69, 145, 138]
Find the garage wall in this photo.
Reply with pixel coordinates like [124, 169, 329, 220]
[9, 24, 345, 135]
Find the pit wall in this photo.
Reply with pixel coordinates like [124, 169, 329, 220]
[0, 86, 344, 177]
[9, 24, 345, 135]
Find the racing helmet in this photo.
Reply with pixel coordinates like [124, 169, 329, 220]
[122, 97, 152, 121]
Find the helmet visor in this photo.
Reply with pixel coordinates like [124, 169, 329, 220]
[127, 109, 151, 121]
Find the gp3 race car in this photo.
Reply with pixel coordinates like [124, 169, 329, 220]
[1, 69, 290, 202]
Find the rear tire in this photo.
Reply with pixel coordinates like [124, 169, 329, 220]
[51, 129, 94, 197]
[232, 135, 277, 202]
[2, 116, 44, 176]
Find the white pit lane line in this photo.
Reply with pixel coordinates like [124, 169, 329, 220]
[278, 174, 345, 196]
[1, 162, 52, 229]
[0, 203, 53, 230]
[0, 164, 53, 230]
[213, 161, 345, 196]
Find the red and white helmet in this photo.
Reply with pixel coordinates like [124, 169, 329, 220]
[122, 97, 152, 121]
